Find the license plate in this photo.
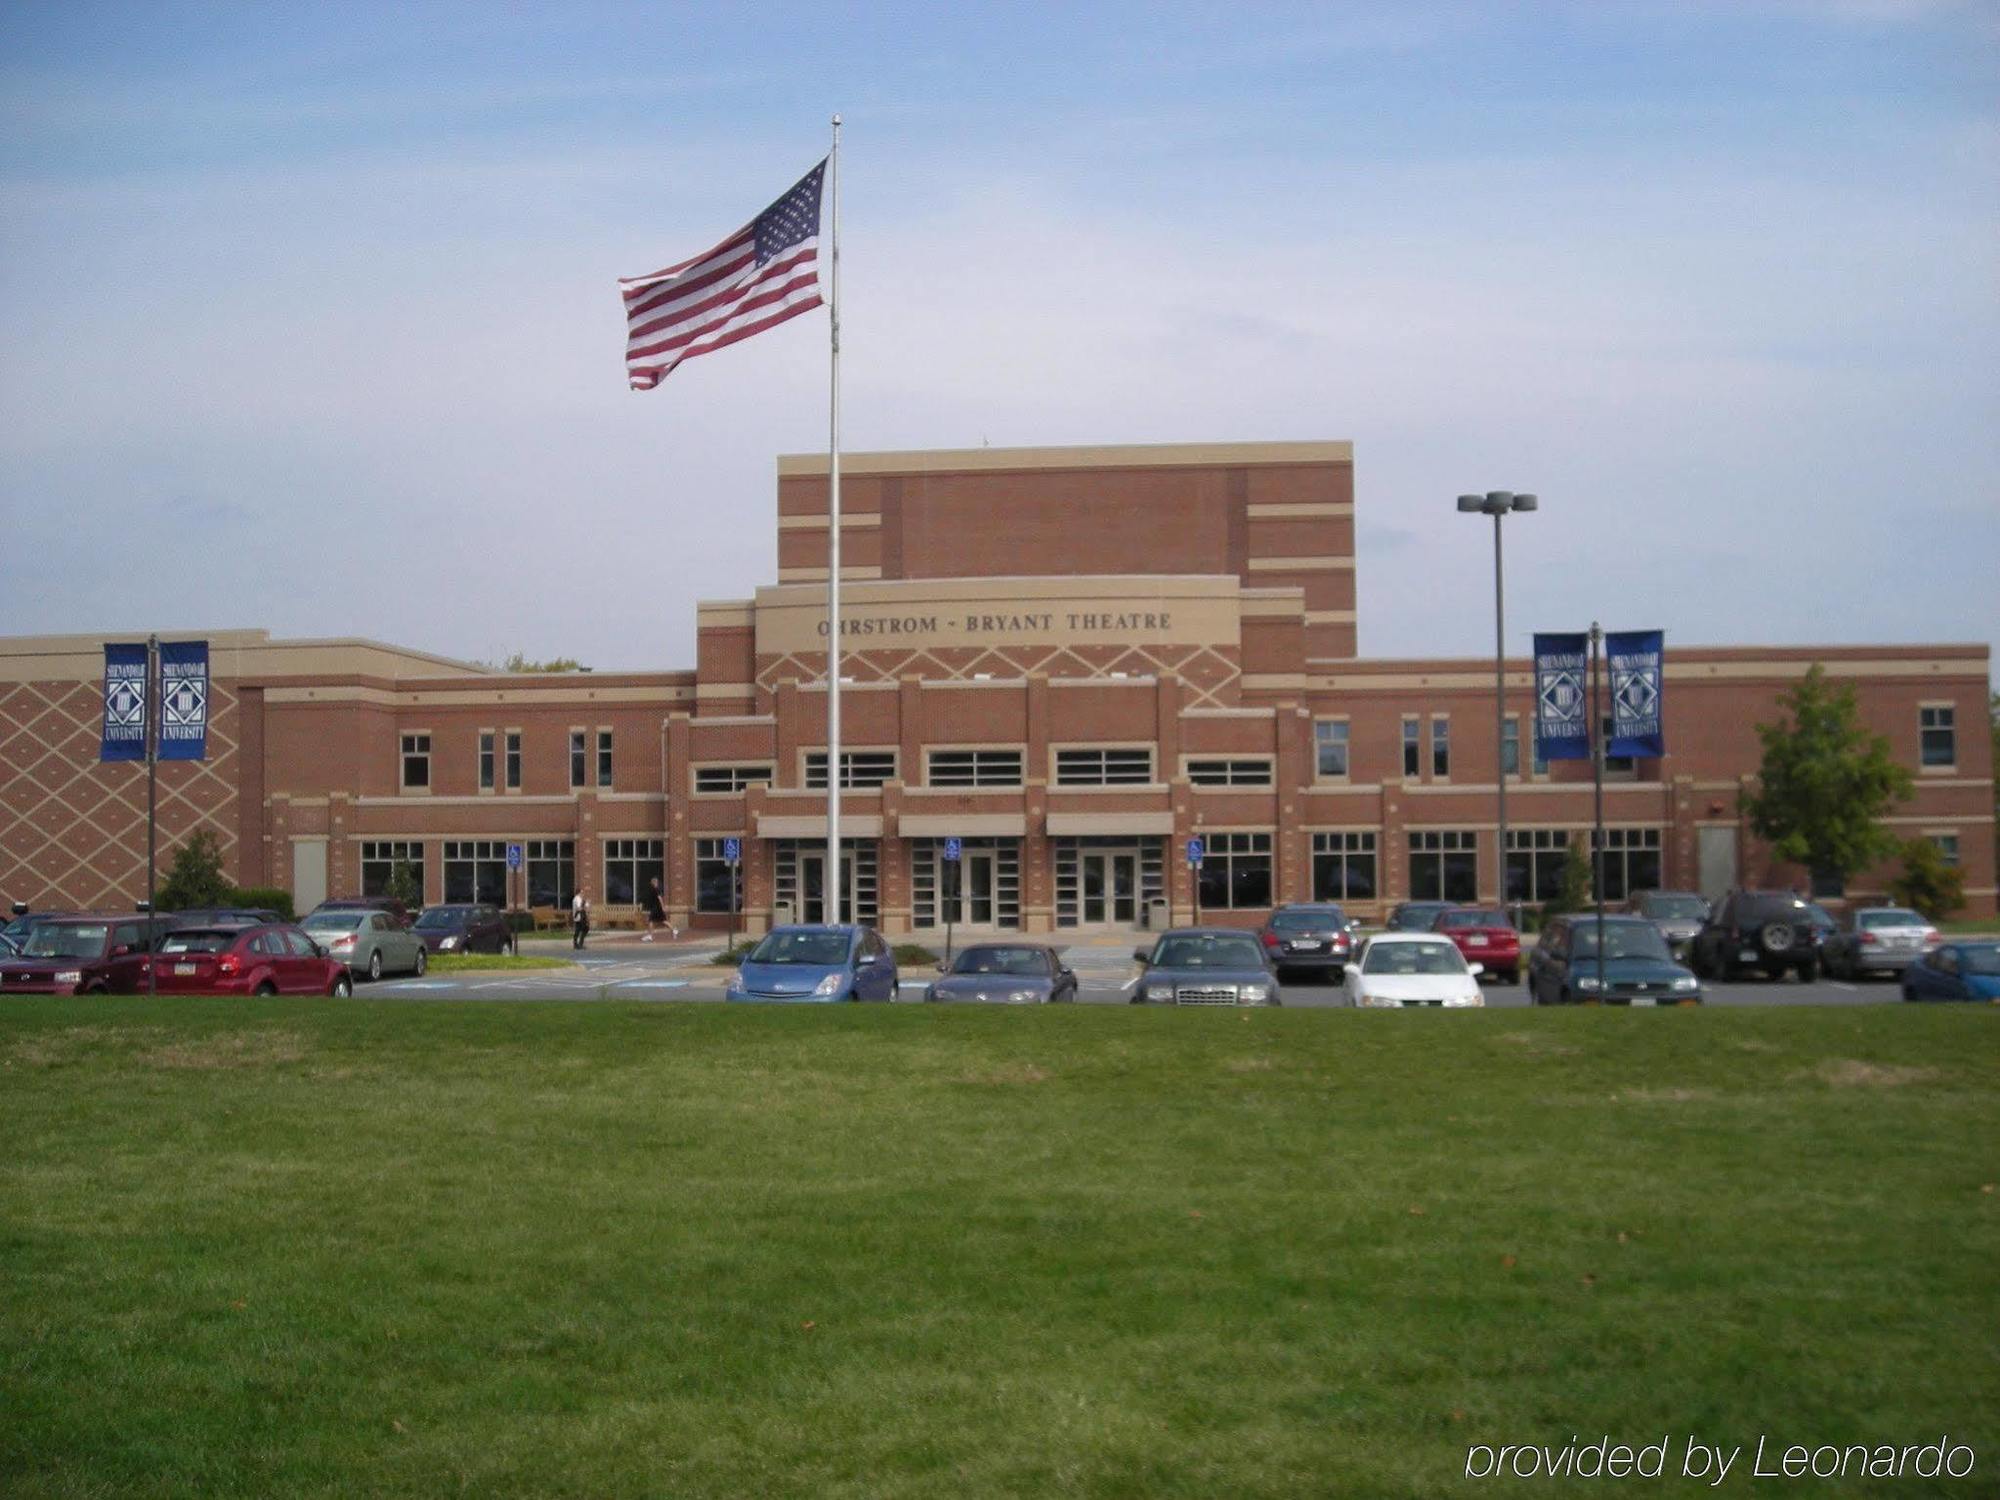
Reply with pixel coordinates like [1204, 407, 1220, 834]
[1288, 940, 1324, 952]
[1468, 935, 1488, 946]
[174, 964, 197, 976]
[1630, 995, 1656, 1007]
[1739, 948, 1759, 962]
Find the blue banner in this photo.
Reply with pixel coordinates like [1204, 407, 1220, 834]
[1533, 632, 1591, 761]
[101, 642, 148, 761]
[157, 640, 209, 761]
[1606, 629, 1665, 759]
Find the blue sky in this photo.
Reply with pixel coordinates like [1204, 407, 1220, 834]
[2, 1, 1994, 672]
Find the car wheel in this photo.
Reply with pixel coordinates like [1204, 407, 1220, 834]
[413, 948, 427, 976]
[254, 980, 278, 997]
[367, 950, 383, 982]
[1900, 981, 1917, 1002]
[330, 974, 352, 997]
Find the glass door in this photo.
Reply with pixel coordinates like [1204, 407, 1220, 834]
[1081, 855, 1108, 924]
[1110, 853, 1137, 923]
[799, 852, 826, 924]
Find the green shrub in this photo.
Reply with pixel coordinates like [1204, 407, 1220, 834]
[892, 943, 939, 968]
[714, 942, 758, 968]
[155, 831, 231, 912]
[1888, 838, 1965, 921]
[227, 886, 296, 920]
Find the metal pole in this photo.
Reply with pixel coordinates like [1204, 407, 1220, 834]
[1493, 511, 1507, 917]
[146, 633, 158, 997]
[824, 114, 843, 928]
[1590, 621, 1605, 997]
[945, 854, 955, 967]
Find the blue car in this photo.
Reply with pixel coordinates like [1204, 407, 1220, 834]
[725, 924, 899, 1003]
[1901, 941, 2000, 1002]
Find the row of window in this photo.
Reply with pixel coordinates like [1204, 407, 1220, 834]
[401, 730, 616, 792]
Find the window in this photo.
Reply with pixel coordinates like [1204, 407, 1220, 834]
[927, 749, 1024, 787]
[525, 839, 574, 909]
[1931, 833, 1960, 868]
[695, 838, 744, 913]
[1592, 827, 1663, 903]
[1920, 706, 1956, 767]
[1312, 831, 1377, 901]
[1601, 716, 1634, 776]
[1402, 718, 1420, 778]
[1501, 717, 1521, 778]
[1314, 720, 1350, 779]
[442, 840, 508, 905]
[694, 765, 773, 794]
[597, 729, 614, 788]
[505, 731, 522, 790]
[400, 733, 431, 790]
[1409, 830, 1478, 903]
[603, 838, 664, 906]
[1505, 828, 1572, 904]
[1187, 758, 1273, 786]
[1431, 716, 1450, 778]
[478, 731, 496, 791]
[1196, 832, 1273, 910]
[910, 838, 1022, 928]
[1054, 747, 1153, 786]
[805, 750, 898, 789]
[569, 730, 587, 789]
[361, 840, 425, 900]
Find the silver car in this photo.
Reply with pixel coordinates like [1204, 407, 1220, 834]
[1132, 929, 1280, 1006]
[300, 908, 427, 981]
[1626, 890, 1709, 961]
[1822, 907, 1938, 981]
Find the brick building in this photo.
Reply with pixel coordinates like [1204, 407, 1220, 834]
[2, 441, 1992, 929]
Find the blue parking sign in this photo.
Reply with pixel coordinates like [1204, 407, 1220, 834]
[722, 836, 742, 866]
[1185, 836, 1205, 866]
[505, 842, 522, 870]
[943, 837, 962, 862]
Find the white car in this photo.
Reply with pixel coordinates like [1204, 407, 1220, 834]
[1343, 933, 1485, 1008]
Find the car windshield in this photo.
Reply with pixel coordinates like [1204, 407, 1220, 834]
[1271, 908, 1343, 932]
[748, 931, 851, 966]
[1569, 922, 1673, 962]
[1363, 941, 1467, 975]
[950, 947, 1050, 976]
[1961, 946, 2000, 976]
[1640, 894, 1706, 920]
[1808, 905, 1834, 927]
[1438, 909, 1510, 930]
[415, 908, 469, 929]
[25, 924, 109, 959]
[159, 931, 236, 955]
[1153, 934, 1265, 969]
[1858, 909, 1925, 929]
[1391, 905, 1446, 930]
[302, 913, 358, 932]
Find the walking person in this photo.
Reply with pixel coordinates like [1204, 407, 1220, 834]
[571, 890, 589, 950]
[641, 877, 675, 942]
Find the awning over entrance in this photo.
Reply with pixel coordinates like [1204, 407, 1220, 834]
[756, 814, 886, 839]
[1045, 811, 1175, 836]
[897, 813, 1028, 838]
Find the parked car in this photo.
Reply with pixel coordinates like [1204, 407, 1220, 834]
[1, 909, 67, 949]
[1255, 903, 1354, 982]
[299, 907, 428, 980]
[1132, 928, 1279, 1006]
[726, 925, 898, 1002]
[413, 904, 516, 955]
[1821, 907, 1938, 981]
[308, 897, 413, 927]
[1623, 890, 1709, 961]
[1430, 907, 1521, 984]
[0, 915, 156, 994]
[167, 907, 284, 929]
[1901, 941, 2000, 1002]
[0, 933, 16, 959]
[136, 924, 353, 997]
[1342, 933, 1485, 1008]
[1687, 890, 1824, 982]
[1804, 903, 1840, 951]
[1529, 914, 1703, 1005]
[1386, 900, 1454, 933]
[925, 943, 1076, 1003]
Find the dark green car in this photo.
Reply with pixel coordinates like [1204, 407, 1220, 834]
[1528, 915, 1702, 1006]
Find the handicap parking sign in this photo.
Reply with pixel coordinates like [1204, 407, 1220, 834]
[943, 837, 962, 862]
[722, 836, 742, 865]
[506, 842, 522, 870]
[1185, 836, 1205, 866]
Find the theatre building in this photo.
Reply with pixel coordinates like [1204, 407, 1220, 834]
[2, 441, 1992, 929]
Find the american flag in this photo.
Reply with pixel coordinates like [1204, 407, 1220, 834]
[620, 159, 826, 390]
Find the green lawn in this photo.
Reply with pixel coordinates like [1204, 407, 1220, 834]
[2, 1001, 1995, 1498]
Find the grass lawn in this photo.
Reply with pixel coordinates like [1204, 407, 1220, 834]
[2, 1001, 1995, 1498]
[425, 953, 573, 973]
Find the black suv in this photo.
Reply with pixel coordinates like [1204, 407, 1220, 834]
[1689, 890, 1823, 982]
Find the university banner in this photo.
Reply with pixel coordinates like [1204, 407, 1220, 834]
[158, 640, 210, 761]
[101, 642, 148, 761]
[1606, 629, 1665, 759]
[1533, 632, 1591, 762]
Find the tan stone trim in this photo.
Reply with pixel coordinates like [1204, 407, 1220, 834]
[776, 565, 884, 583]
[1302, 784, 1383, 795]
[696, 683, 754, 700]
[1304, 610, 1358, 625]
[266, 685, 691, 707]
[1240, 596, 1305, 618]
[1049, 675, 1157, 688]
[695, 603, 754, 627]
[776, 512, 882, 530]
[777, 440, 1352, 477]
[1246, 502, 1354, 518]
[898, 813, 1028, 837]
[1183, 707, 1276, 719]
[795, 680, 899, 694]
[920, 676, 1029, 689]
[1046, 811, 1176, 835]
[1308, 655, 1989, 693]
[354, 795, 578, 807]
[686, 714, 775, 726]
[1242, 673, 1308, 690]
[757, 813, 885, 838]
[1245, 556, 1354, 573]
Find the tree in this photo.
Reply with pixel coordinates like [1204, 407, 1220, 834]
[155, 829, 231, 911]
[385, 856, 422, 911]
[1743, 665, 1913, 888]
[1888, 838, 1964, 921]
[1540, 837, 1593, 923]
[495, 653, 588, 674]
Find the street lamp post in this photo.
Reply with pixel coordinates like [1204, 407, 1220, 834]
[1456, 491, 1537, 919]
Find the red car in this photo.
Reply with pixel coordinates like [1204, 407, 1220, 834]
[1431, 907, 1522, 984]
[134, 924, 354, 997]
[0, 914, 156, 995]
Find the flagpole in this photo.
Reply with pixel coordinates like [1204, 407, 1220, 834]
[825, 113, 843, 927]
[146, 633, 159, 997]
